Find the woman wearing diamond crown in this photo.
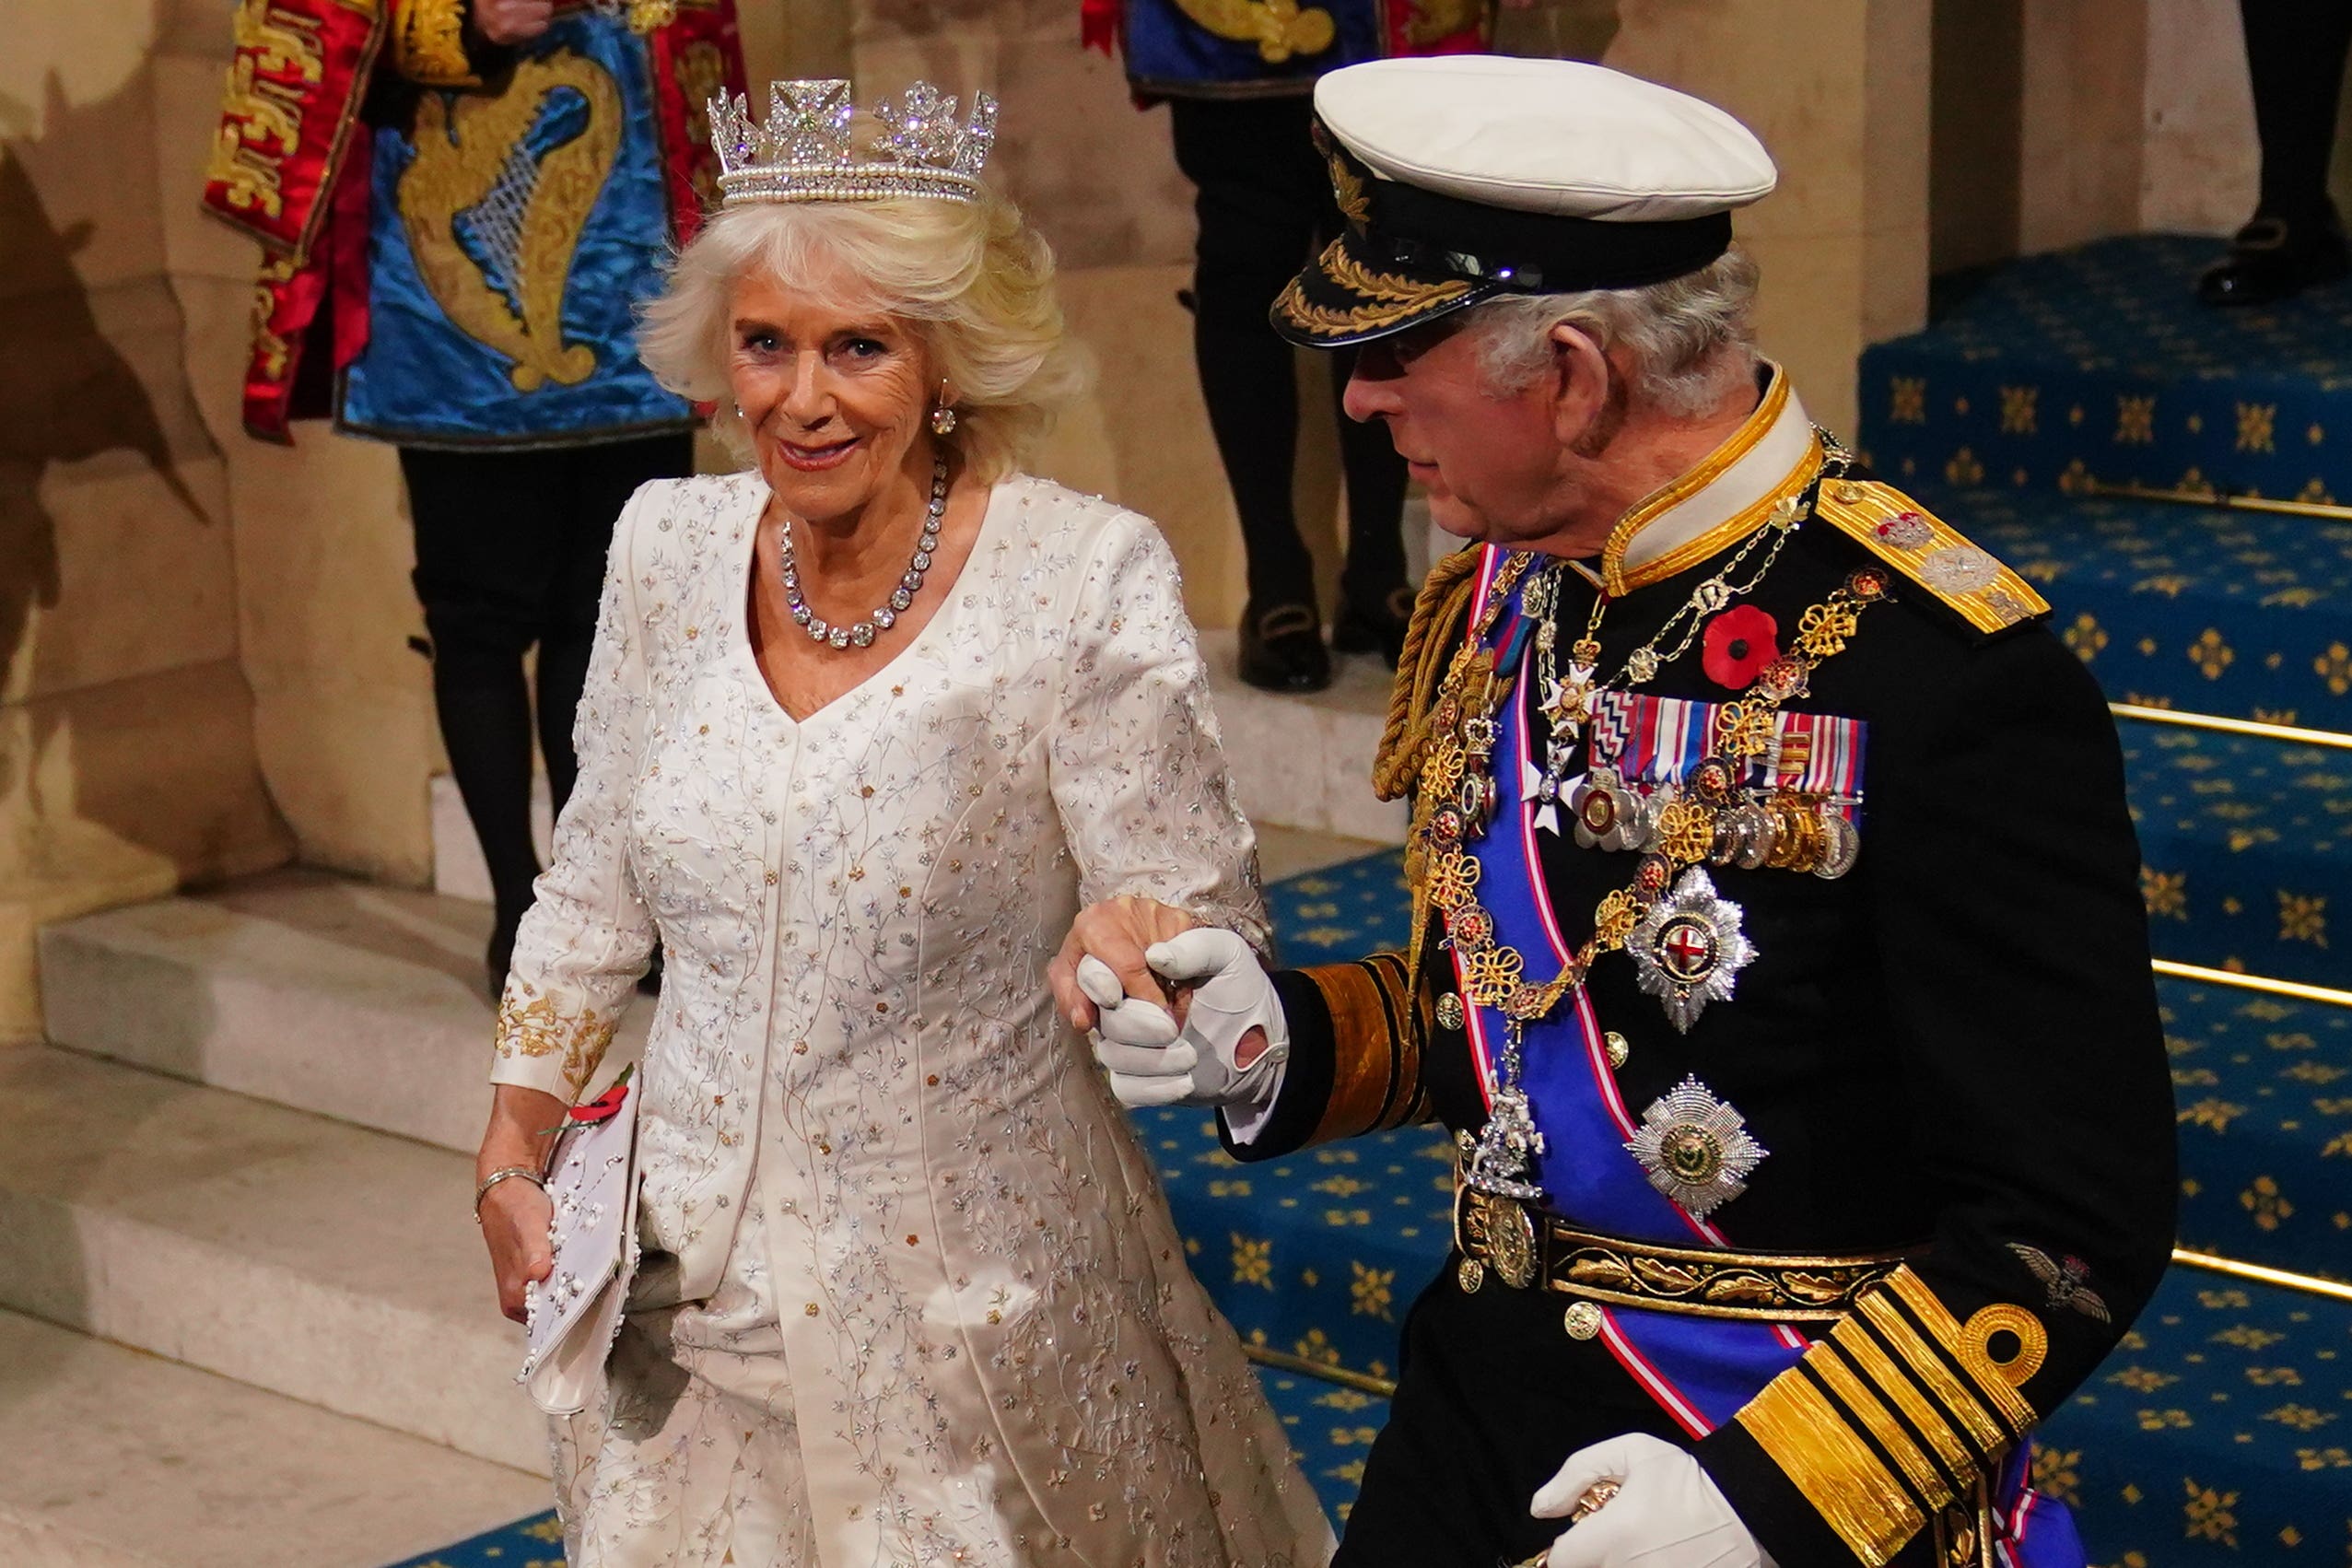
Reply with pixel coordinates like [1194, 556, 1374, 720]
[469, 78, 1333, 1567]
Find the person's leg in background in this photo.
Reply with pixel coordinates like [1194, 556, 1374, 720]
[1171, 92, 1332, 692]
[1327, 340, 1412, 665]
[2201, 0, 2352, 304]
[548, 432, 695, 997]
[402, 446, 566, 992]
[542, 433, 695, 815]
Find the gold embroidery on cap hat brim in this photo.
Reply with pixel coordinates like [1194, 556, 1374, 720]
[1276, 239, 1476, 339]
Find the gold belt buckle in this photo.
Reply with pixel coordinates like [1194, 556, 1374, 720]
[1455, 1185, 1540, 1293]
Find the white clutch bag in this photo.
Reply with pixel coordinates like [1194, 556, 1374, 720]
[517, 1070, 641, 1416]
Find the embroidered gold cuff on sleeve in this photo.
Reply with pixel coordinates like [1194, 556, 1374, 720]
[1305, 953, 1422, 1145]
[495, 988, 619, 1095]
[1737, 1268, 2051, 1565]
[1811, 481, 2050, 635]
[392, 0, 478, 87]
[1738, 1368, 1927, 1568]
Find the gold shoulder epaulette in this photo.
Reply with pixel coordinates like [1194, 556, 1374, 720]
[1373, 546, 1485, 802]
[1811, 479, 2048, 637]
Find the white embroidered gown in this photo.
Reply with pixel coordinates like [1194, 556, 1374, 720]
[492, 472, 1333, 1568]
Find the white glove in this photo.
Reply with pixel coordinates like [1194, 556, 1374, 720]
[1534, 1433, 1774, 1568]
[1076, 930, 1288, 1109]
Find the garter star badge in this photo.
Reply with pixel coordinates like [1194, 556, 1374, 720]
[1628, 868, 1756, 1032]
[1626, 1076, 1767, 1219]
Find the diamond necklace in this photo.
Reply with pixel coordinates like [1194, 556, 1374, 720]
[778, 452, 949, 650]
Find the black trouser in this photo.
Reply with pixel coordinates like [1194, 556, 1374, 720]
[2241, 0, 2352, 227]
[400, 432, 694, 935]
[1168, 92, 1409, 620]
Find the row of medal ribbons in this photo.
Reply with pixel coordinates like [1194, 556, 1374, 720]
[1560, 691, 1866, 878]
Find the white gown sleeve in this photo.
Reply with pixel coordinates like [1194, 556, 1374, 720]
[490, 484, 662, 1099]
[1048, 509, 1270, 954]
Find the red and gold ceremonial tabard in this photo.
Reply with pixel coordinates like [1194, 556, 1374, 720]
[202, 0, 744, 443]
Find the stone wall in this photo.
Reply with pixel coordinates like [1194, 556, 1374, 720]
[0, 0, 295, 1042]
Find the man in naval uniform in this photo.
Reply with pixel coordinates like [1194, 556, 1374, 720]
[1051, 56, 2176, 1568]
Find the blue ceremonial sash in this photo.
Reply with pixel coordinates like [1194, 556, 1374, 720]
[340, 11, 692, 447]
[1453, 553, 1807, 1434]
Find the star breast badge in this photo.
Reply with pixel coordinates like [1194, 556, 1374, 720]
[1625, 1076, 1767, 1220]
[1627, 867, 1756, 1033]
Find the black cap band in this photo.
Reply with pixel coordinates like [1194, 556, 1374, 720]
[1366, 178, 1735, 293]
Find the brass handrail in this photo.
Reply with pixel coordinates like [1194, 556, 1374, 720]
[2079, 475, 2352, 523]
[2110, 701, 2352, 752]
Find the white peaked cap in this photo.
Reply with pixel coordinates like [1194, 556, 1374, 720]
[1314, 56, 1777, 223]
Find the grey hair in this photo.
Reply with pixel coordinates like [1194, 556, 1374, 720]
[1467, 247, 1761, 417]
[638, 193, 1084, 482]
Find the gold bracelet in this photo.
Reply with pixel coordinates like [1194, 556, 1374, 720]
[473, 1164, 546, 1223]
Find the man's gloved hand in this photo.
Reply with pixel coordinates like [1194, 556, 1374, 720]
[1077, 929, 1288, 1109]
[1533, 1433, 1774, 1568]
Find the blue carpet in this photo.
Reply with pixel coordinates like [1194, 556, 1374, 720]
[2121, 720, 2352, 991]
[1922, 484, 2352, 734]
[1859, 234, 2352, 505]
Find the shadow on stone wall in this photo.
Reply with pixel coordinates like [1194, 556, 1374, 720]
[0, 75, 212, 685]
[2, 69, 231, 898]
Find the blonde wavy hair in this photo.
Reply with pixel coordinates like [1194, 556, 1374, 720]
[638, 192, 1084, 482]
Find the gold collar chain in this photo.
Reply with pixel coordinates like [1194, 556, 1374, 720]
[1410, 547, 1894, 1200]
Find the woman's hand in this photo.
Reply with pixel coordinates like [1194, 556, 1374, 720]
[474, 0, 555, 45]
[476, 1083, 568, 1323]
[1048, 895, 1202, 1032]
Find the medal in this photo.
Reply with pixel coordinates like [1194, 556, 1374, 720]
[1625, 1075, 1769, 1219]
[1628, 868, 1757, 1033]
[1815, 809, 1861, 879]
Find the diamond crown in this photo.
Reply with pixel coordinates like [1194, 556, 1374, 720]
[710, 79, 1000, 207]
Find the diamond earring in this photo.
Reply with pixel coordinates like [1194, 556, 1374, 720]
[930, 404, 958, 436]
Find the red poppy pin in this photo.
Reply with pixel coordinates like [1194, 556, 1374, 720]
[1702, 605, 1780, 691]
[556, 1065, 635, 1129]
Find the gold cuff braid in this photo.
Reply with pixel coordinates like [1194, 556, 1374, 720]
[1734, 1267, 2049, 1566]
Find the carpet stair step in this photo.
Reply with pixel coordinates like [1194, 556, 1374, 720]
[0, 1308, 544, 1568]
[2160, 973, 2352, 1281]
[1858, 234, 2352, 506]
[1918, 483, 2352, 733]
[1148, 1108, 1455, 1384]
[0, 1047, 548, 1476]
[2119, 719, 2352, 991]
[2035, 1263, 2352, 1565]
[36, 870, 647, 1154]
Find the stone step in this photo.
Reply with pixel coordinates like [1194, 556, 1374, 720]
[0, 1308, 546, 1568]
[0, 1047, 549, 1475]
[37, 869, 646, 1154]
[1199, 629, 1408, 847]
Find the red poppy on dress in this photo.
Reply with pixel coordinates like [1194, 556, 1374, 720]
[1702, 604, 1780, 691]
[568, 1076, 634, 1124]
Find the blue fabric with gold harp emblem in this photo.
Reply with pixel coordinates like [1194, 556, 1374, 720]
[1119, 0, 1383, 96]
[340, 12, 691, 448]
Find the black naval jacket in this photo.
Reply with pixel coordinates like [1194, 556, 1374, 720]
[1222, 388, 2177, 1567]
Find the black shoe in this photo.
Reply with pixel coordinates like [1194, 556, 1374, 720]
[1330, 586, 1414, 668]
[2198, 213, 2351, 306]
[1237, 601, 1331, 693]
